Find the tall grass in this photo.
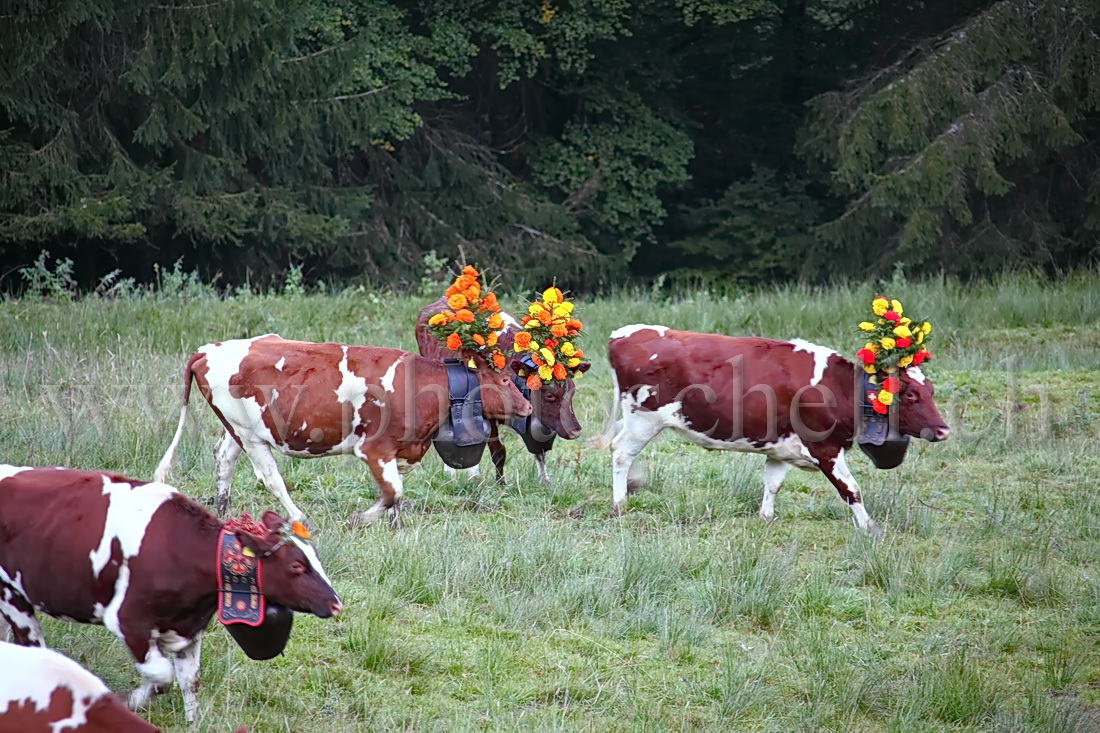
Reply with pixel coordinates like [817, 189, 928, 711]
[1, 272, 1099, 730]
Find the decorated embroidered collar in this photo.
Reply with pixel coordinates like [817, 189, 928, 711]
[426, 265, 507, 371]
[854, 296, 933, 415]
[513, 287, 588, 390]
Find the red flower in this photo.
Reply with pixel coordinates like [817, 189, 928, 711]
[857, 348, 876, 365]
[872, 399, 889, 415]
[543, 337, 558, 348]
[895, 337, 912, 349]
[882, 377, 900, 393]
[912, 350, 928, 365]
[446, 333, 462, 351]
[884, 311, 900, 322]
[552, 363, 567, 381]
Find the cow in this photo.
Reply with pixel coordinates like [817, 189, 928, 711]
[0, 465, 341, 723]
[0, 642, 249, 732]
[154, 334, 532, 528]
[601, 326, 950, 537]
[415, 296, 590, 486]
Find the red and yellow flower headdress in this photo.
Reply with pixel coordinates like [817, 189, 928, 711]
[854, 295, 933, 414]
[426, 265, 507, 370]
[513, 287, 589, 390]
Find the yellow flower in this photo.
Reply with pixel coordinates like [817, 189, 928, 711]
[863, 364, 877, 374]
[573, 368, 584, 379]
[427, 313, 447, 326]
[552, 304, 572, 318]
[525, 320, 540, 329]
[872, 297, 889, 316]
[560, 342, 576, 356]
[899, 317, 911, 326]
[922, 322, 932, 335]
[916, 331, 924, 344]
[878, 389, 894, 406]
[540, 347, 556, 365]
[864, 342, 878, 352]
[858, 322, 875, 332]
[890, 299, 903, 315]
[537, 364, 553, 381]
[893, 325, 912, 338]
[879, 337, 896, 350]
[898, 355, 914, 368]
[567, 357, 581, 368]
[528, 302, 546, 316]
[542, 287, 563, 305]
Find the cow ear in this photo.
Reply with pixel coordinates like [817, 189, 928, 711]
[233, 528, 271, 555]
[509, 357, 529, 376]
[260, 511, 285, 532]
[574, 361, 592, 374]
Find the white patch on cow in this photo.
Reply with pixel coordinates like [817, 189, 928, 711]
[130, 641, 174, 710]
[379, 458, 403, 499]
[0, 642, 110, 732]
[275, 357, 286, 371]
[789, 338, 838, 387]
[0, 569, 43, 645]
[500, 312, 521, 332]
[906, 366, 927, 385]
[649, 354, 657, 361]
[300, 421, 308, 432]
[379, 358, 400, 394]
[91, 603, 105, 622]
[609, 323, 669, 340]
[289, 537, 334, 588]
[0, 464, 31, 484]
[635, 385, 654, 404]
[156, 629, 192, 654]
[199, 334, 271, 393]
[199, 335, 280, 446]
[89, 478, 174, 577]
[100, 565, 131, 640]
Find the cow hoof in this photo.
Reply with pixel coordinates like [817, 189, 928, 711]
[865, 523, 886, 541]
[345, 511, 376, 529]
[759, 512, 777, 525]
[609, 504, 624, 518]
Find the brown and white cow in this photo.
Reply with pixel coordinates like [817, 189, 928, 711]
[603, 325, 950, 537]
[154, 334, 532, 527]
[415, 297, 590, 487]
[0, 465, 341, 722]
[0, 642, 249, 732]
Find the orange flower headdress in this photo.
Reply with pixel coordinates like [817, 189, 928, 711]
[426, 265, 507, 370]
[512, 286, 589, 390]
[854, 295, 933, 414]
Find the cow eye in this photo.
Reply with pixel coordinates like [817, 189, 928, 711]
[904, 391, 918, 403]
[290, 560, 306, 575]
[545, 394, 557, 402]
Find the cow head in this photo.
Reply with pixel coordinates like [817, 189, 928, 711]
[898, 367, 950, 442]
[233, 512, 343, 619]
[470, 355, 533, 422]
[519, 361, 591, 440]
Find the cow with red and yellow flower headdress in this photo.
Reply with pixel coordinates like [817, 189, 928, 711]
[416, 276, 592, 487]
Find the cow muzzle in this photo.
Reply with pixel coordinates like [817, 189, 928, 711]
[921, 425, 950, 442]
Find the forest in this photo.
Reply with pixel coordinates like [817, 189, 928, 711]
[2, 0, 1099, 292]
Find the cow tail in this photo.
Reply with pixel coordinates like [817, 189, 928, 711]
[589, 368, 622, 451]
[154, 352, 201, 483]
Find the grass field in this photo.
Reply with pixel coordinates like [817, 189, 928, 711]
[2, 272, 1100, 731]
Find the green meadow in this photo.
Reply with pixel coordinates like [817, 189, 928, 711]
[2, 272, 1100, 731]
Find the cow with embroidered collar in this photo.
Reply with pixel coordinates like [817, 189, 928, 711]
[415, 296, 590, 486]
[155, 334, 531, 528]
[601, 325, 950, 537]
[0, 465, 340, 723]
[0, 642, 249, 732]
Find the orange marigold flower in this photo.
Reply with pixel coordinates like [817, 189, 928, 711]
[446, 284, 461, 298]
[488, 332, 498, 346]
[552, 363, 567, 381]
[464, 285, 481, 302]
[482, 292, 500, 312]
[550, 323, 567, 337]
[462, 265, 478, 278]
[574, 349, 584, 359]
[530, 353, 544, 367]
[537, 310, 553, 325]
[492, 352, 505, 370]
[447, 293, 468, 310]
[526, 374, 543, 390]
[514, 332, 532, 349]
[427, 313, 448, 326]
[455, 275, 475, 291]
[521, 315, 532, 325]
[488, 314, 504, 330]
[567, 318, 582, 331]
[455, 308, 475, 323]
[472, 333, 486, 346]
[446, 333, 462, 351]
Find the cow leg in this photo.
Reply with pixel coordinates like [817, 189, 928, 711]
[533, 451, 551, 488]
[488, 422, 507, 485]
[816, 449, 884, 539]
[214, 431, 243, 517]
[758, 458, 789, 523]
[0, 584, 44, 646]
[610, 407, 666, 515]
[128, 640, 174, 711]
[239, 442, 306, 523]
[347, 456, 404, 529]
[169, 634, 202, 723]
